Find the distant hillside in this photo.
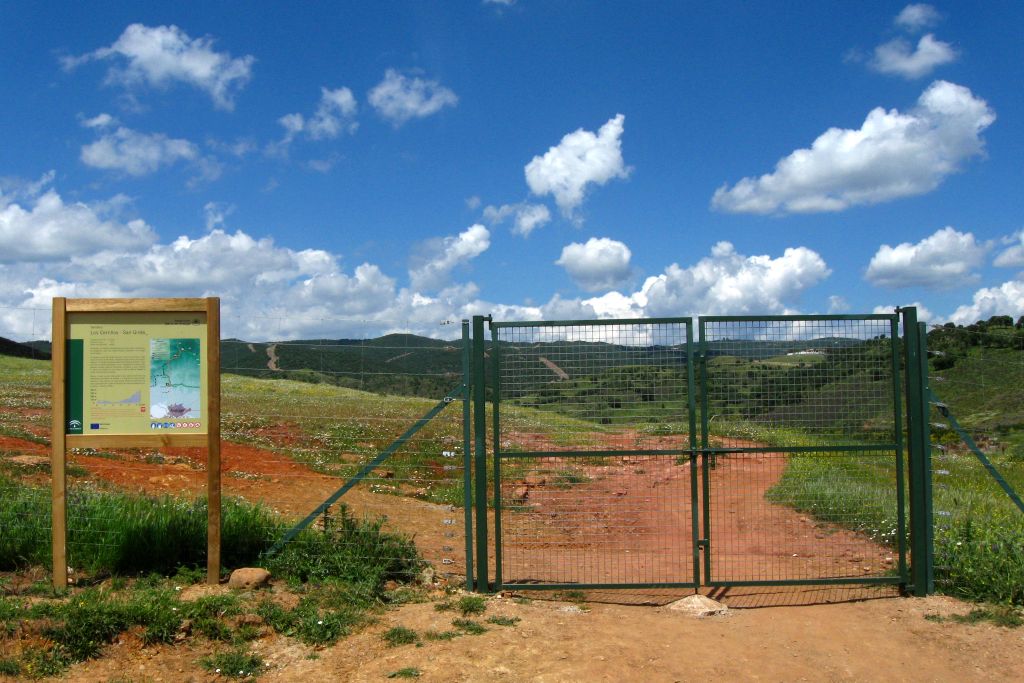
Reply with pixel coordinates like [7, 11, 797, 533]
[220, 334, 464, 398]
[217, 331, 873, 413]
[0, 337, 50, 360]
[24, 340, 52, 356]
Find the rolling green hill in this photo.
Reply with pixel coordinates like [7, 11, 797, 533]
[0, 337, 50, 360]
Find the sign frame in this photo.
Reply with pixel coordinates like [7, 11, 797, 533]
[51, 298, 222, 587]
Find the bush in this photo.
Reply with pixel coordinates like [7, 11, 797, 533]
[266, 504, 423, 590]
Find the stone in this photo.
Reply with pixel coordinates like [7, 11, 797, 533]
[666, 594, 728, 617]
[228, 567, 271, 590]
[236, 614, 264, 627]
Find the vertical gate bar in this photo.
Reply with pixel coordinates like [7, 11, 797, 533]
[490, 320, 503, 590]
[686, 319, 700, 586]
[698, 317, 712, 583]
[902, 307, 933, 596]
[472, 315, 489, 593]
[916, 322, 934, 594]
[889, 316, 909, 587]
[461, 320, 474, 590]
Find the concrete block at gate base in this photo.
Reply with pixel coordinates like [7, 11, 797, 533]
[228, 567, 271, 590]
[667, 594, 728, 617]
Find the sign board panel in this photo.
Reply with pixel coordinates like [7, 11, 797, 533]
[66, 311, 208, 436]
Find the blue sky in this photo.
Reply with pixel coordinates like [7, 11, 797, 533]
[1, 1, 1022, 340]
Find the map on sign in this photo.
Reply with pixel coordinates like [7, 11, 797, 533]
[149, 338, 202, 419]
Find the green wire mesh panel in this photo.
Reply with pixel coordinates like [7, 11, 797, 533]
[493, 319, 697, 588]
[700, 316, 907, 585]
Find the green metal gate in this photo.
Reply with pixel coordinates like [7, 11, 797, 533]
[488, 318, 699, 590]
[470, 310, 930, 593]
[697, 315, 908, 588]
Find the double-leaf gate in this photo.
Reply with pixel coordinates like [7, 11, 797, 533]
[467, 310, 933, 595]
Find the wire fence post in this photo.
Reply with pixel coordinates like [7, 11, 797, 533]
[903, 308, 934, 596]
[472, 315, 490, 592]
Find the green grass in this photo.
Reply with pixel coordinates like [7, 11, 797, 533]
[387, 668, 422, 679]
[926, 604, 1023, 628]
[382, 625, 420, 647]
[949, 605, 1023, 627]
[423, 629, 460, 641]
[450, 617, 486, 635]
[201, 647, 265, 678]
[761, 423, 1024, 604]
[434, 594, 487, 616]
[0, 475, 286, 573]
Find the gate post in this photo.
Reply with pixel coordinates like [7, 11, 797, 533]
[471, 315, 490, 592]
[461, 320, 474, 591]
[902, 307, 934, 596]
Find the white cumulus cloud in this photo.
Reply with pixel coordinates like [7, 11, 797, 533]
[81, 113, 117, 129]
[409, 224, 490, 291]
[949, 279, 1024, 325]
[0, 187, 155, 263]
[368, 69, 458, 126]
[64, 24, 254, 110]
[828, 295, 850, 313]
[525, 114, 630, 219]
[895, 4, 942, 32]
[274, 87, 358, 151]
[712, 81, 995, 215]
[81, 127, 198, 176]
[640, 242, 831, 317]
[556, 237, 633, 292]
[870, 34, 957, 79]
[865, 227, 988, 289]
[482, 202, 551, 237]
[994, 229, 1024, 268]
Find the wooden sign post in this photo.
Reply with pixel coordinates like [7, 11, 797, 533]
[51, 298, 221, 587]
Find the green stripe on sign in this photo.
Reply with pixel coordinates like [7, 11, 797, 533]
[66, 339, 83, 434]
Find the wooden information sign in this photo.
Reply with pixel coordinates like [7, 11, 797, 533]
[51, 298, 221, 587]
